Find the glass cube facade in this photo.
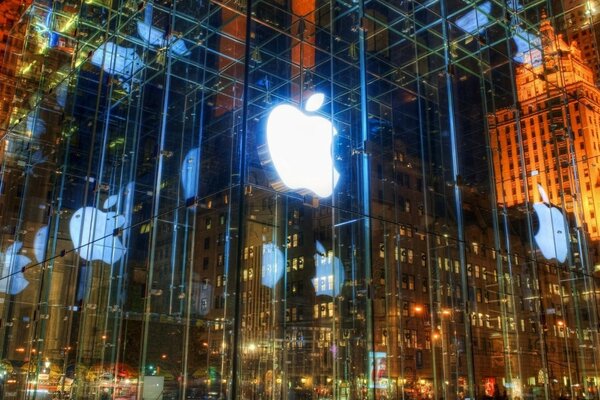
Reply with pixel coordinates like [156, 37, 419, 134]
[0, 0, 600, 399]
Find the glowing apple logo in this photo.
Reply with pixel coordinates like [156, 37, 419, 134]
[533, 184, 569, 263]
[312, 241, 344, 297]
[261, 243, 284, 288]
[69, 183, 135, 264]
[0, 242, 30, 295]
[266, 93, 340, 198]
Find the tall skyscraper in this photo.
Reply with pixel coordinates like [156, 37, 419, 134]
[489, 18, 600, 242]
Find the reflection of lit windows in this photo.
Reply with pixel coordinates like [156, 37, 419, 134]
[217, 254, 224, 267]
[328, 302, 334, 317]
[475, 265, 480, 278]
[205, 218, 212, 230]
[248, 268, 253, 279]
[217, 275, 223, 287]
[482, 267, 487, 280]
[292, 258, 298, 270]
[402, 329, 417, 348]
[454, 260, 459, 274]
[219, 213, 226, 225]
[408, 275, 415, 290]
[421, 253, 427, 267]
[399, 248, 407, 263]
[379, 243, 385, 258]
[298, 256, 304, 269]
[467, 264, 472, 276]
[140, 222, 152, 234]
[472, 242, 479, 255]
[313, 304, 319, 319]
[407, 249, 413, 264]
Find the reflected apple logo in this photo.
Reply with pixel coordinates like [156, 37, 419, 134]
[312, 241, 344, 297]
[34, 226, 49, 263]
[181, 147, 200, 203]
[266, 93, 340, 198]
[455, 1, 491, 35]
[70, 194, 129, 265]
[533, 184, 569, 263]
[0, 242, 30, 295]
[261, 243, 284, 289]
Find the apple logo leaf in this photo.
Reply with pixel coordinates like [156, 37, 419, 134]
[103, 194, 119, 209]
[305, 93, 325, 112]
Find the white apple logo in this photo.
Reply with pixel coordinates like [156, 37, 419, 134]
[261, 243, 284, 288]
[0, 242, 30, 295]
[266, 93, 340, 198]
[312, 241, 344, 297]
[69, 186, 134, 264]
[533, 184, 569, 263]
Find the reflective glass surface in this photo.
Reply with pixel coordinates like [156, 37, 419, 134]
[0, 0, 599, 399]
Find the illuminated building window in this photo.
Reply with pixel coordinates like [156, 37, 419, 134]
[205, 217, 212, 230]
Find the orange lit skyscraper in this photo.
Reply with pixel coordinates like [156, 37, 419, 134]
[489, 19, 600, 241]
[0, 0, 27, 136]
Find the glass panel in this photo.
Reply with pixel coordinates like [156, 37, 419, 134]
[0, 0, 599, 399]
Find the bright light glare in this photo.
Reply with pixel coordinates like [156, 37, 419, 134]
[266, 97, 339, 198]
